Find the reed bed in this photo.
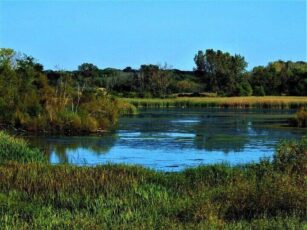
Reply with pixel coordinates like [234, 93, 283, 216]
[0, 132, 306, 228]
[124, 96, 307, 109]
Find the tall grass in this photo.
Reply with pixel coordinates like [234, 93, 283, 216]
[115, 99, 138, 115]
[124, 96, 307, 109]
[0, 133, 305, 228]
[0, 132, 46, 164]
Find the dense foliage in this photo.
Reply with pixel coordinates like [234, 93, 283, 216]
[0, 48, 125, 134]
[250, 61, 307, 96]
[1, 48, 306, 107]
[0, 133, 305, 228]
[1, 47, 305, 132]
[194, 49, 251, 96]
[43, 49, 306, 98]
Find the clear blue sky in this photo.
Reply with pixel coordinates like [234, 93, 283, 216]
[0, 0, 306, 70]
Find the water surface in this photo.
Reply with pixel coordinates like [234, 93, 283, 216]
[27, 109, 305, 171]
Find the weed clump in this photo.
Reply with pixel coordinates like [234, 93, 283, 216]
[0, 132, 46, 163]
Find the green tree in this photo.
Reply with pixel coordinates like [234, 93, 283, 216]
[194, 50, 206, 73]
[194, 49, 248, 96]
[78, 63, 99, 78]
[250, 61, 307, 96]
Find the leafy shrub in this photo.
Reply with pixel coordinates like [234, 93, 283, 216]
[54, 111, 82, 132]
[81, 116, 98, 132]
[175, 80, 199, 93]
[12, 110, 30, 128]
[24, 116, 48, 132]
[273, 137, 307, 174]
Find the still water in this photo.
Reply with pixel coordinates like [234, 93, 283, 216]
[27, 109, 305, 171]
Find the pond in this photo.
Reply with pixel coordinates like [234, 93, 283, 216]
[26, 108, 306, 171]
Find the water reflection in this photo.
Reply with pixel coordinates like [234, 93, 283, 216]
[28, 135, 117, 163]
[26, 108, 305, 171]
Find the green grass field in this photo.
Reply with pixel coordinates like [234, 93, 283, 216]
[124, 96, 307, 109]
[0, 132, 306, 228]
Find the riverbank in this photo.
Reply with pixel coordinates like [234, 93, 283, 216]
[124, 96, 307, 109]
[0, 132, 306, 228]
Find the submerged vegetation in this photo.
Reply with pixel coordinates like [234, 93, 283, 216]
[0, 132, 306, 228]
[124, 96, 307, 109]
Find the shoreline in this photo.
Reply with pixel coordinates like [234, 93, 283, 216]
[123, 96, 307, 109]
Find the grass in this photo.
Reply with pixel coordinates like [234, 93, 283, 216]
[115, 99, 138, 115]
[0, 132, 47, 164]
[124, 96, 307, 109]
[0, 132, 306, 228]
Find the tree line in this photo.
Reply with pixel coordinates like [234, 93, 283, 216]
[0, 47, 305, 132]
[45, 49, 306, 98]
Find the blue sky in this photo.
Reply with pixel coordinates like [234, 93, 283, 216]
[0, 0, 306, 70]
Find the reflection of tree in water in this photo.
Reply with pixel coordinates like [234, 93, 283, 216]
[27, 134, 118, 163]
[194, 134, 248, 153]
[25, 109, 303, 162]
[191, 112, 251, 153]
[123, 109, 254, 153]
[191, 110, 299, 153]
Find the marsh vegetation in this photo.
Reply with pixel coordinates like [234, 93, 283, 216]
[0, 132, 306, 228]
[24, 108, 306, 170]
[0, 46, 306, 228]
[1, 47, 306, 134]
[124, 96, 307, 109]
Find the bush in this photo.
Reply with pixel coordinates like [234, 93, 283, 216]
[295, 107, 307, 127]
[273, 137, 307, 174]
[81, 116, 98, 132]
[54, 111, 82, 132]
[175, 80, 199, 93]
